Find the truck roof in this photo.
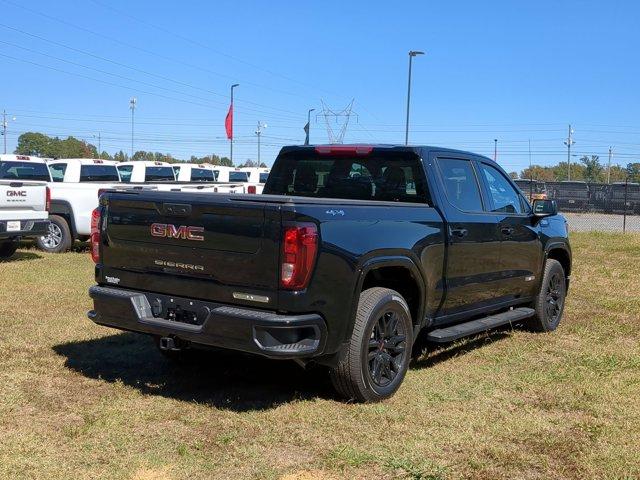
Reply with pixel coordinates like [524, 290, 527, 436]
[49, 158, 119, 166]
[118, 161, 172, 166]
[279, 144, 494, 162]
[0, 154, 48, 163]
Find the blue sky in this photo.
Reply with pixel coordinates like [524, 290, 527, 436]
[1, 0, 639, 172]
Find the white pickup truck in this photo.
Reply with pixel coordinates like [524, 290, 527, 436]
[0, 155, 50, 259]
[118, 161, 248, 194]
[40, 158, 122, 253]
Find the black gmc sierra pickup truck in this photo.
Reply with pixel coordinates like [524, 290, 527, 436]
[88, 145, 571, 402]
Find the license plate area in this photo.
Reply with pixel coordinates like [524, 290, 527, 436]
[6, 221, 20, 232]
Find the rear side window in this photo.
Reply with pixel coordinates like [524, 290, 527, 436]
[229, 171, 249, 182]
[145, 167, 175, 182]
[478, 163, 523, 214]
[191, 168, 215, 182]
[80, 165, 120, 182]
[264, 152, 429, 203]
[0, 161, 51, 181]
[259, 172, 269, 183]
[117, 165, 133, 182]
[436, 158, 483, 211]
[49, 163, 67, 182]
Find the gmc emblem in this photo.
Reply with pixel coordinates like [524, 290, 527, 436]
[7, 190, 27, 197]
[150, 223, 204, 241]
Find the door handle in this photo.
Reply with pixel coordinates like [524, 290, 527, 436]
[450, 227, 468, 238]
[501, 226, 514, 236]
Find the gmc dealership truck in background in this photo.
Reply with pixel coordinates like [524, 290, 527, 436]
[88, 144, 572, 402]
[0, 155, 50, 258]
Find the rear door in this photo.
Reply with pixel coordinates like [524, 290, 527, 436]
[0, 182, 47, 220]
[430, 154, 503, 318]
[100, 191, 281, 309]
[475, 159, 542, 301]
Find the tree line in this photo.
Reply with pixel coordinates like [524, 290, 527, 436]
[13, 132, 267, 168]
[513, 155, 639, 183]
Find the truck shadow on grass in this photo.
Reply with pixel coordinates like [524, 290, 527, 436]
[0, 250, 42, 263]
[53, 332, 336, 412]
[53, 329, 512, 411]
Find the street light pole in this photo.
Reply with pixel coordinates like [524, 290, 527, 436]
[405, 50, 424, 145]
[129, 97, 137, 158]
[305, 108, 315, 145]
[230, 83, 239, 165]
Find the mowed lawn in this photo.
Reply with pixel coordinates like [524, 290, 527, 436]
[0, 233, 639, 480]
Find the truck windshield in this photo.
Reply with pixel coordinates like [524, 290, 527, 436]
[0, 161, 51, 181]
[145, 167, 175, 182]
[264, 152, 429, 203]
[80, 165, 120, 182]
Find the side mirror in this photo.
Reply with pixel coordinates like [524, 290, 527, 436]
[532, 199, 557, 217]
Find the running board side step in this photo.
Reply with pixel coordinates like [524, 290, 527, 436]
[426, 307, 535, 343]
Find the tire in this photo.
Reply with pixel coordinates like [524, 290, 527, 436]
[36, 215, 72, 253]
[526, 259, 566, 332]
[0, 241, 18, 259]
[330, 287, 413, 402]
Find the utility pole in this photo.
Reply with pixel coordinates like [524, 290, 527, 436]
[563, 124, 575, 181]
[528, 139, 533, 200]
[93, 133, 101, 158]
[2, 110, 15, 155]
[607, 146, 613, 184]
[2, 110, 6, 155]
[129, 97, 137, 158]
[255, 121, 267, 165]
[493, 139, 498, 161]
[405, 50, 424, 145]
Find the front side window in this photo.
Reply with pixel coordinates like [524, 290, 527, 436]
[0, 161, 51, 181]
[117, 165, 133, 182]
[436, 158, 483, 211]
[80, 165, 120, 182]
[479, 163, 524, 214]
[259, 172, 269, 183]
[49, 163, 67, 182]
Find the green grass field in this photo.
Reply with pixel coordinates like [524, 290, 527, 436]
[0, 232, 639, 479]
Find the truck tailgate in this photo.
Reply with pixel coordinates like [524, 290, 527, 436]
[100, 191, 281, 307]
[0, 182, 47, 220]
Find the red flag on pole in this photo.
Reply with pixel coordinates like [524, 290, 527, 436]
[225, 103, 233, 140]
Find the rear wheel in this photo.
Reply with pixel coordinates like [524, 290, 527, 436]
[526, 259, 566, 332]
[330, 287, 413, 402]
[0, 241, 18, 259]
[36, 215, 72, 253]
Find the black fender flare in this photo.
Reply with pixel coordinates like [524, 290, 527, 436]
[48, 200, 77, 238]
[347, 255, 427, 337]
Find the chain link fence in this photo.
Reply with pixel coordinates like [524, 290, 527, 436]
[515, 179, 640, 233]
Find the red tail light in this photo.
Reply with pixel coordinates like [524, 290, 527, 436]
[90, 208, 101, 264]
[45, 186, 51, 212]
[280, 223, 318, 290]
[247, 185, 257, 194]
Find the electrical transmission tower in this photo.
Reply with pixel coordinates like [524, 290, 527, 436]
[320, 99, 356, 144]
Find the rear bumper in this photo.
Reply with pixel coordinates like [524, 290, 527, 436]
[0, 219, 49, 240]
[88, 285, 327, 359]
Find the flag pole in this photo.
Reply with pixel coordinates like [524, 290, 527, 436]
[229, 84, 239, 165]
